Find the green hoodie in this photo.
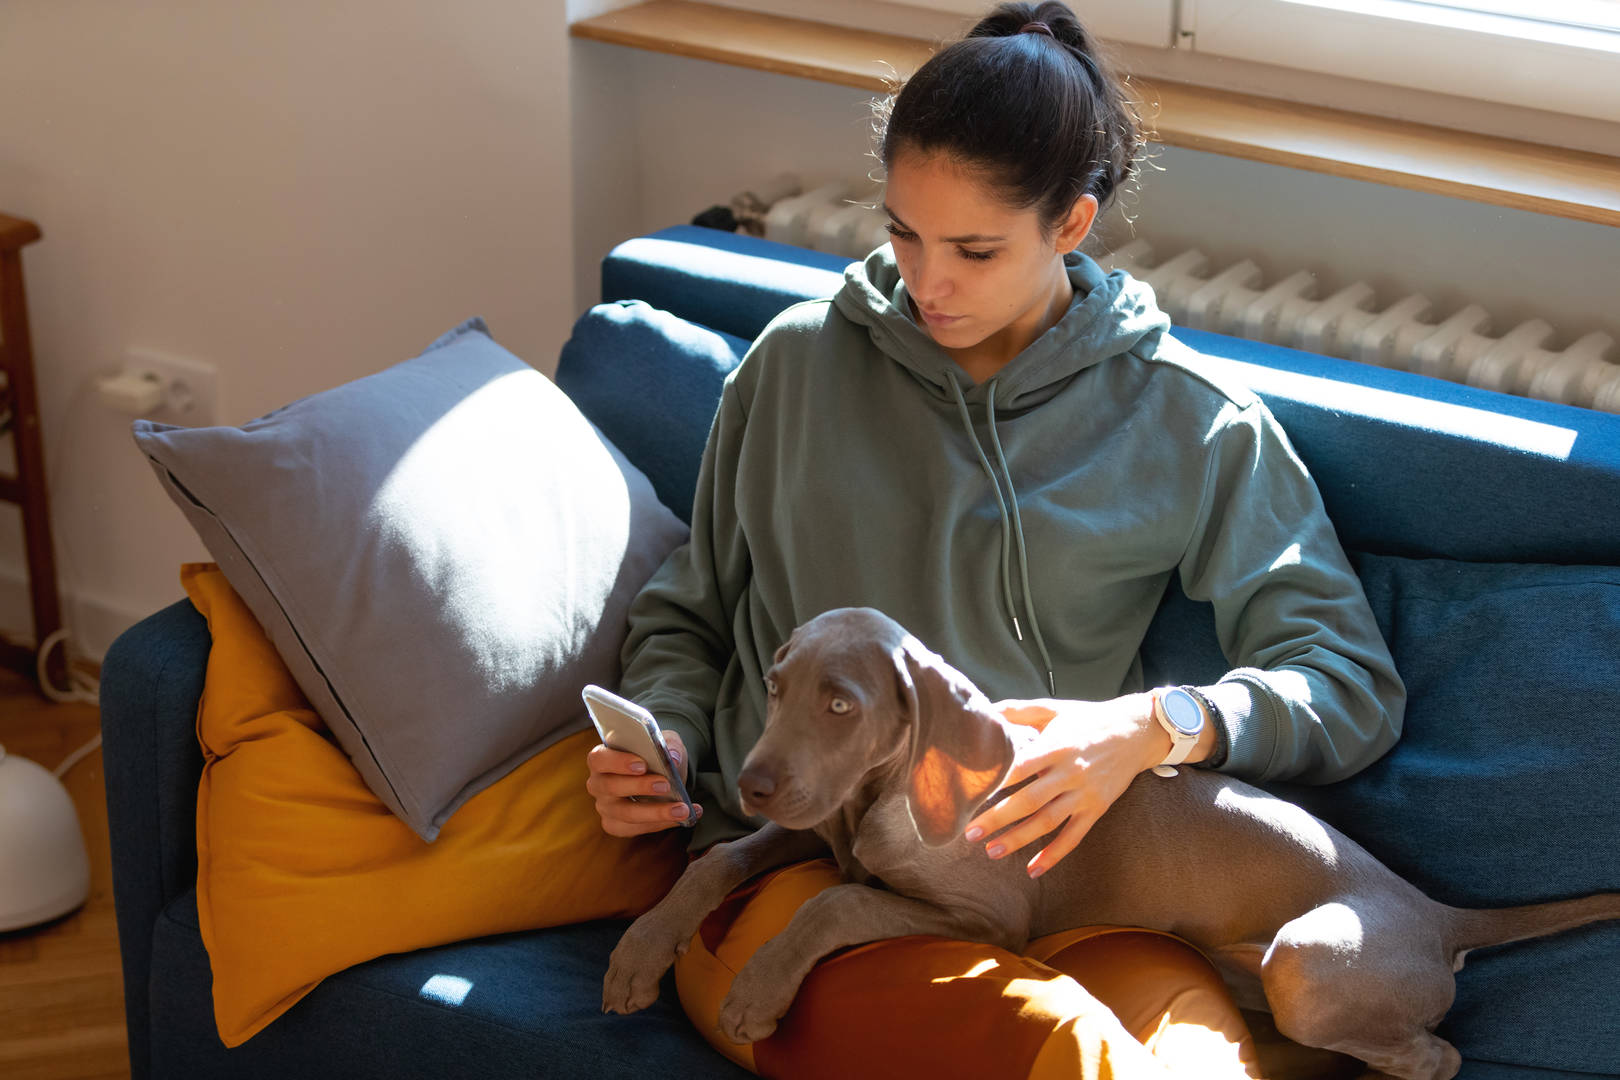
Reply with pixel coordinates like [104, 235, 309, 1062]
[620, 246, 1405, 851]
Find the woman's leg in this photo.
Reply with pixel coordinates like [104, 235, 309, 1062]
[673, 859, 1257, 1080]
[1026, 928, 1259, 1078]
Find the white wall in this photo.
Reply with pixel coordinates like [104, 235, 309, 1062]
[0, 0, 577, 659]
[570, 41, 1620, 372]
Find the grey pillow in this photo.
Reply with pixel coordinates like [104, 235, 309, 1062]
[133, 317, 689, 842]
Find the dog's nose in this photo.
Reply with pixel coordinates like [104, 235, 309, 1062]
[738, 765, 777, 808]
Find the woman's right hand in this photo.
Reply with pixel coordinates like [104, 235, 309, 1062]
[586, 730, 702, 837]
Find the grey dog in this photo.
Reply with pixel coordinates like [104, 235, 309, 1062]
[603, 607, 1620, 1080]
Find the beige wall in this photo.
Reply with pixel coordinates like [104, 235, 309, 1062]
[0, 0, 576, 657]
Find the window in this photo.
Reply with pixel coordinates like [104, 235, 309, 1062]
[1184, 1, 1620, 122]
[1417, 1, 1618, 32]
[752, 0, 1617, 125]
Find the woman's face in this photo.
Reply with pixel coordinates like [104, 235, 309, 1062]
[882, 148, 1097, 357]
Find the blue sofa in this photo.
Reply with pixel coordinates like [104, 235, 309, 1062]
[101, 225, 1620, 1079]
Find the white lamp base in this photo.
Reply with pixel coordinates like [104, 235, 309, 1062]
[0, 744, 92, 932]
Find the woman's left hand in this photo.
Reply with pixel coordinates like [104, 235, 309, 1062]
[962, 694, 1168, 879]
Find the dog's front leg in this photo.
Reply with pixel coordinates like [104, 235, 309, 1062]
[717, 883, 997, 1044]
[603, 822, 827, 1015]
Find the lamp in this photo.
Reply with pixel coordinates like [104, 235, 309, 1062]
[0, 742, 90, 931]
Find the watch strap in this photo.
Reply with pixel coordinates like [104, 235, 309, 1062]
[1181, 685, 1225, 769]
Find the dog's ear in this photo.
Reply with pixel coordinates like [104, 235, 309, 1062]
[772, 628, 798, 666]
[894, 636, 1015, 847]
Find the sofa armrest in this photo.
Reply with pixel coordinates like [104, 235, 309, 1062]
[100, 597, 211, 1080]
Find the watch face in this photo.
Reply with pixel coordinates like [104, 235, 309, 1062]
[1162, 689, 1205, 736]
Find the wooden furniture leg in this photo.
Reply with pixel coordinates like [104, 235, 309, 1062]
[0, 212, 66, 693]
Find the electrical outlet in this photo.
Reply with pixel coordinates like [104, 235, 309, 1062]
[125, 346, 222, 426]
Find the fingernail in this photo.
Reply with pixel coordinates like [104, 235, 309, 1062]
[671, 804, 689, 818]
[1029, 865, 1046, 880]
[652, 781, 669, 794]
[629, 761, 646, 774]
[964, 826, 983, 842]
[987, 843, 1005, 859]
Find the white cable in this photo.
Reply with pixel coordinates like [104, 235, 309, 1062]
[52, 732, 103, 779]
[36, 626, 99, 706]
[32, 626, 103, 778]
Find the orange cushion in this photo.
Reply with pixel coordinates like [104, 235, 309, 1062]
[673, 859, 1261, 1080]
[183, 563, 687, 1047]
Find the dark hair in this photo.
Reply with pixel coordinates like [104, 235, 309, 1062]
[876, 2, 1142, 235]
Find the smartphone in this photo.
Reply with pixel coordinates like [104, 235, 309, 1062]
[581, 684, 698, 827]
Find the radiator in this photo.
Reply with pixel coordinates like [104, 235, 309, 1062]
[741, 178, 1620, 413]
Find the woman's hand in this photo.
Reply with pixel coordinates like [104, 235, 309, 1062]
[586, 730, 702, 837]
[962, 695, 1178, 879]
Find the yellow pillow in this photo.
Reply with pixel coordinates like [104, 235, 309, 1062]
[183, 563, 687, 1047]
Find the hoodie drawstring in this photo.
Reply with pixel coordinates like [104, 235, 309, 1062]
[986, 381, 1057, 696]
[948, 376, 1058, 696]
[949, 379, 1019, 638]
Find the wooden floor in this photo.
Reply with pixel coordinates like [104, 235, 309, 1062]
[0, 666, 131, 1080]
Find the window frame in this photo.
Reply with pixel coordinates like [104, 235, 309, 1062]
[1185, 0, 1620, 124]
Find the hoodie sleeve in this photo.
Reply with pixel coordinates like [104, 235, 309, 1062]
[616, 376, 751, 776]
[1178, 398, 1406, 784]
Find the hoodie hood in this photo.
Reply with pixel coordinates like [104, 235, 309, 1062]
[832, 243, 1171, 409]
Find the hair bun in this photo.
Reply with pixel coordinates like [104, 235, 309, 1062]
[879, 0, 1143, 221]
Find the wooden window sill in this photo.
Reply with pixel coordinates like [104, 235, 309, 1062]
[571, 0, 1620, 228]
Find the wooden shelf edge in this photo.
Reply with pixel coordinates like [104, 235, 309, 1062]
[1167, 129, 1616, 226]
[571, 0, 1620, 229]
[573, 19, 907, 93]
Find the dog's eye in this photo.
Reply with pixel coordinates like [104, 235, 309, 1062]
[829, 697, 853, 715]
[764, 677, 778, 697]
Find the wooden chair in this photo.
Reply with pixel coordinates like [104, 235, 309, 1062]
[0, 212, 64, 691]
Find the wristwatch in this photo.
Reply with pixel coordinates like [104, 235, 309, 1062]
[1151, 687, 1207, 778]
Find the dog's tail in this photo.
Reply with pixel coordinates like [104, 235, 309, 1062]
[1447, 893, 1620, 955]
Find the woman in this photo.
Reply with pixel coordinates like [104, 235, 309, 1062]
[588, 3, 1405, 1076]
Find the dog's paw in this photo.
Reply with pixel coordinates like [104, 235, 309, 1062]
[716, 992, 783, 1045]
[601, 955, 664, 1015]
[601, 920, 685, 1015]
[716, 961, 798, 1044]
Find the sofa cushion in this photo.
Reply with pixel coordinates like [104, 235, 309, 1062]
[1275, 554, 1620, 1075]
[556, 301, 748, 524]
[132, 317, 689, 841]
[181, 563, 688, 1047]
[150, 889, 752, 1080]
[1143, 554, 1620, 1073]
